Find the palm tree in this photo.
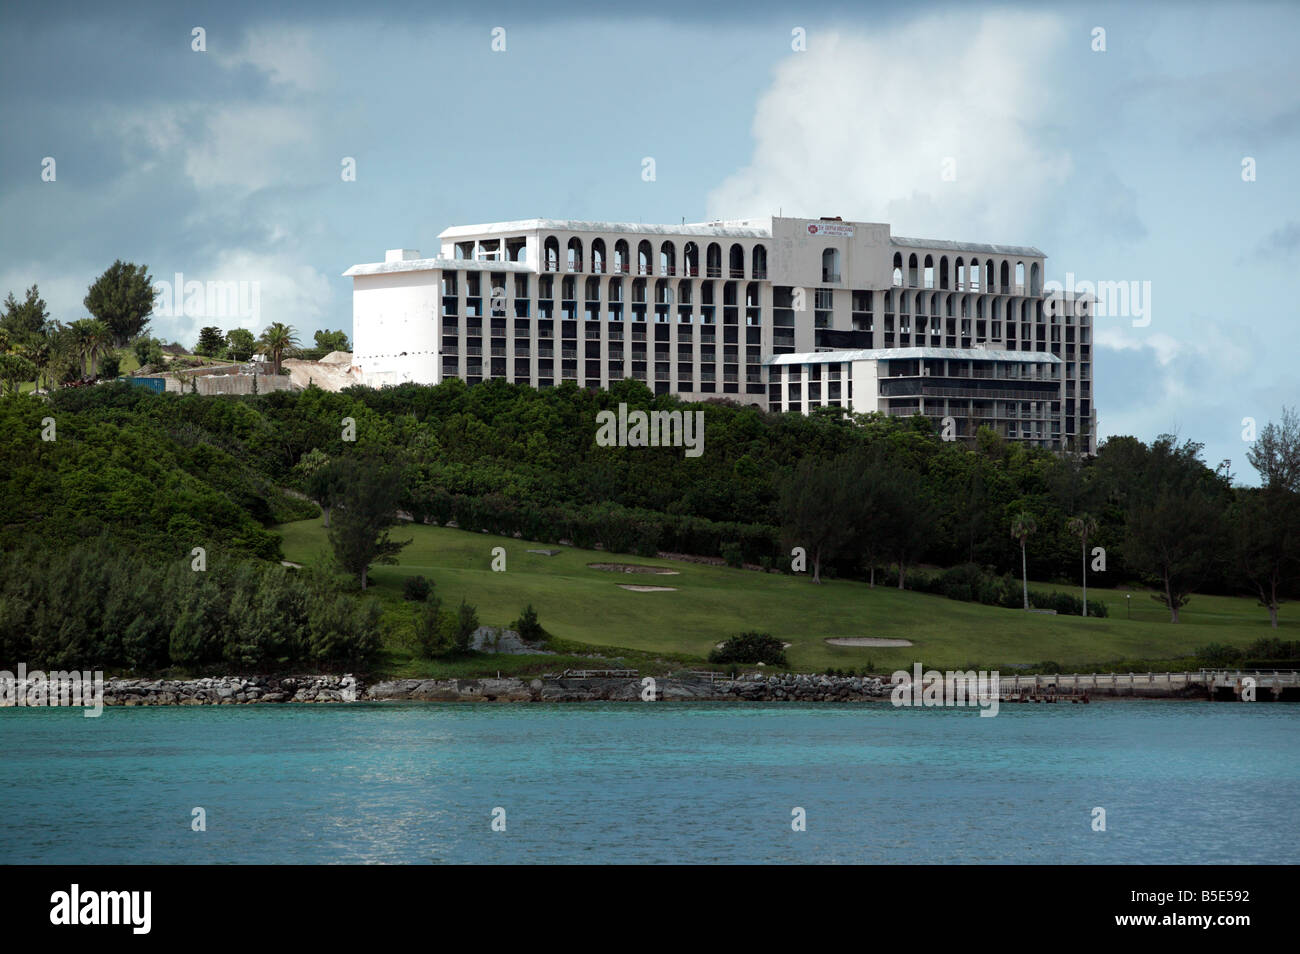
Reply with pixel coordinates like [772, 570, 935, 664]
[256, 323, 300, 375]
[86, 320, 113, 378]
[1010, 511, 1037, 610]
[67, 318, 112, 378]
[69, 319, 96, 377]
[1066, 513, 1099, 618]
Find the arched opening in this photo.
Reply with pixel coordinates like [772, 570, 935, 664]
[752, 244, 768, 279]
[637, 240, 653, 275]
[939, 256, 950, 290]
[924, 255, 935, 289]
[683, 242, 699, 277]
[822, 248, 841, 282]
[614, 239, 630, 274]
[706, 243, 722, 278]
[893, 252, 904, 287]
[608, 278, 623, 302]
[1029, 262, 1041, 295]
[566, 237, 583, 272]
[544, 236, 560, 272]
[1015, 261, 1026, 290]
[590, 238, 606, 274]
[660, 241, 677, 276]
[729, 243, 745, 278]
[908, 253, 919, 287]
[746, 281, 761, 307]
[655, 278, 672, 304]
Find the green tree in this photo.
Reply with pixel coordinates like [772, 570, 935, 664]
[195, 326, 225, 357]
[84, 260, 157, 345]
[0, 353, 37, 396]
[326, 457, 411, 589]
[132, 335, 164, 370]
[1, 285, 50, 339]
[256, 322, 300, 374]
[410, 596, 447, 659]
[878, 465, 938, 590]
[1010, 510, 1037, 610]
[225, 327, 256, 361]
[1121, 437, 1227, 623]
[1247, 407, 1300, 493]
[780, 454, 858, 583]
[453, 598, 479, 652]
[513, 604, 546, 643]
[1232, 488, 1299, 628]
[314, 329, 351, 353]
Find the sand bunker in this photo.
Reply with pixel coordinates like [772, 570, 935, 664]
[824, 637, 914, 647]
[618, 584, 678, 592]
[589, 563, 680, 575]
[716, 641, 793, 649]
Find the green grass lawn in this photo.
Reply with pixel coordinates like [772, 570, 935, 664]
[275, 518, 1289, 675]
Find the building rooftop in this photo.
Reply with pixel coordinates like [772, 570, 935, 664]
[891, 236, 1046, 258]
[343, 257, 534, 277]
[439, 218, 771, 239]
[766, 347, 1062, 366]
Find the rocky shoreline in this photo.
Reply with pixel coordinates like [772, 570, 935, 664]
[79, 672, 894, 706]
[25, 671, 1224, 708]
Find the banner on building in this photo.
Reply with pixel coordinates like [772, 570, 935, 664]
[806, 221, 854, 237]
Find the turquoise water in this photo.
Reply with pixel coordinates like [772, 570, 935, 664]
[1, 701, 1296, 864]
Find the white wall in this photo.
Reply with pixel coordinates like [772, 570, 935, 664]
[351, 270, 441, 386]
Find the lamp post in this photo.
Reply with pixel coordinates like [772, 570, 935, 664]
[1126, 593, 1131, 619]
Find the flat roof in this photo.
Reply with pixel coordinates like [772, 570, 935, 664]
[439, 218, 772, 239]
[891, 236, 1046, 258]
[766, 347, 1061, 366]
[343, 258, 534, 277]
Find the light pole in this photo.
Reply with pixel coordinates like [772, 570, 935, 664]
[1126, 593, 1131, 619]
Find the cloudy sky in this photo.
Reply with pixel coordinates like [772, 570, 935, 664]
[2, 0, 1296, 481]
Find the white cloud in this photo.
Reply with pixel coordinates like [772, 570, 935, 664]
[218, 26, 325, 92]
[182, 105, 318, 193]
[707, 13, 1073, 242]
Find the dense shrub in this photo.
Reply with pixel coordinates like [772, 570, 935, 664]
[708, 631, 788, 666]
[402, 574, 431, 602]
[916, 563, 1107, 617]
[513, 604, 547, 644]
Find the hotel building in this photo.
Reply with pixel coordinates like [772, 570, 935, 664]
[346, 216, 1096, 452]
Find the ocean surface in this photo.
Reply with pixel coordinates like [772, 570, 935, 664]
[2, 701, 1296, 864]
